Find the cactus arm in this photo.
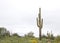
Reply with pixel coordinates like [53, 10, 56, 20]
[36, 18, 39, 27]
[42, 19, 43, 27]
[40, 18, 43, 29]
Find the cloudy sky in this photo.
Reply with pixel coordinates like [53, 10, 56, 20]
[0, 0, 60, 37]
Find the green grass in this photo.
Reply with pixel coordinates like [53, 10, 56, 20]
[0, 36, 60, 43]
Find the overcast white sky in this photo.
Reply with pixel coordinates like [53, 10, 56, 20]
[0, 0, 60, 37]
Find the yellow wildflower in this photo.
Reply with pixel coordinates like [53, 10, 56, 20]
[29, 39, 38, 43]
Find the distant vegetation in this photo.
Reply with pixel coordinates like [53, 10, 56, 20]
[0, 27, 60, 43]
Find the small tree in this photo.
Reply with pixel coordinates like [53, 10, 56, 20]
[50, 33, 54, 40]
[47, 32, 51, 39]
[0, 27, 10, 39]
[12, 33, 20, 37]
[42, 34, 47, 39]
[54, 35, 60, 43]
[25, 32, 34, 38]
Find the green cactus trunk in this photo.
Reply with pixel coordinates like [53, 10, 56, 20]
[37, 8, 43, 40]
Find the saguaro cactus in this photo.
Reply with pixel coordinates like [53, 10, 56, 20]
[36, 8, 43, 40]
